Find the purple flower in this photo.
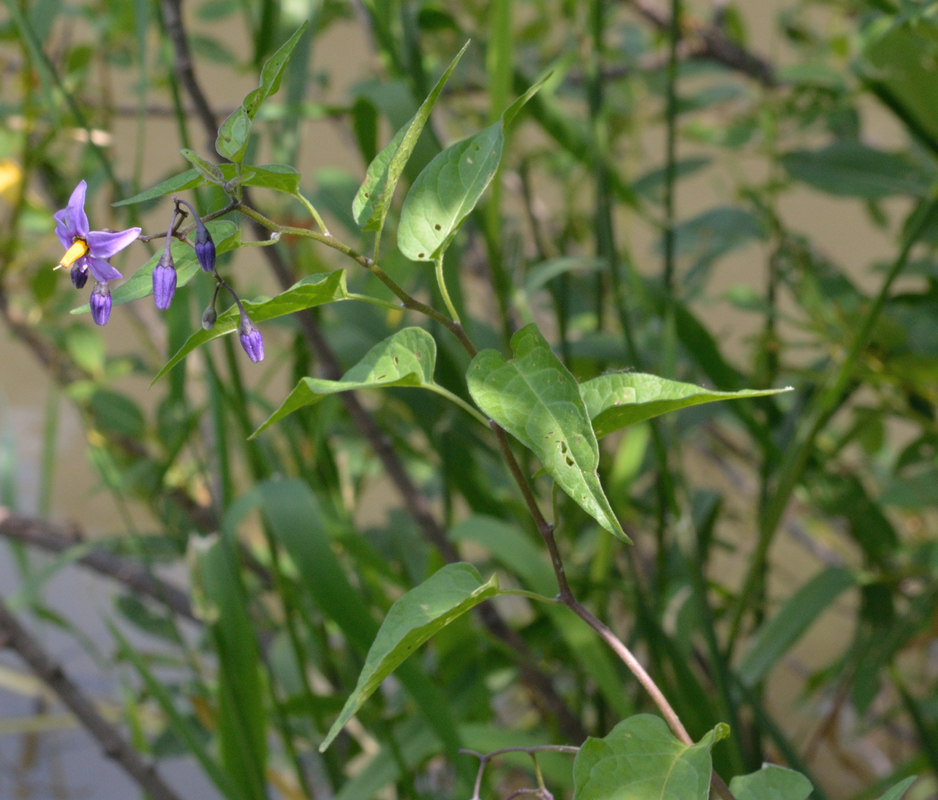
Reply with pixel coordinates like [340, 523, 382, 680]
[152, 211, 178, 310]
[175, 198, 215, 273]
[54, 181, 140, 285]
[90, 281, 111, 326]
[152, 250, 177, 310]
[238, 315, 264, 362]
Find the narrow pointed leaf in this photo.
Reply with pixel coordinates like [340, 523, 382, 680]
[467, 324, 627, 541]
[242, 22, 308, 119]
[398, 120, 503, 260]
[114, 163, 300, 206]
[320, 563, 499, 752]
[151, 270, 350, 384]
[573, 715, 727, 800]
[875, 777, 917, 800]
[737, 567, 856, 687]
[729, 765, 812, 800]
[353, 42, 469, 231]
[71, 221, 240, 314]
[581, 373, 793, 439]
[215, 22, 308, 162]
[502, 71, 551, 130]
[192, 536, 267, 800]
[180, 148, 225, 185]
[252, 327, 436, 436]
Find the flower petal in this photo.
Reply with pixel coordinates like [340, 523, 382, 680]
[89, 256, 122, 283]
[66, 181, 89, 239]
[87, 227, 141, 259]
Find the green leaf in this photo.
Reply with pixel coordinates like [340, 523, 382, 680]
[874, 777, 917, 800]
[252, 327, 437, 436]
[466, 324, 627, 542]
[320, 563, 499, 752]
[151, 270, 350, 384]
[257, 480, 465, 759]
[781, 141, 937, 199]
[109, 622, 245, 800]
[353, 42, 469, 232]
[242, 21, 308, 119]
[71, 221, 240, 314]
[398, 120, 503, 261]
[190, 536, 267, 800]
[114, 163, 300, 206]
[501, 71, 550, 130]
[215, 105, 252, 163]
[729, 765, 813, 800]
[213, 22, 308, 163]
[581, 373, 792, 439]
[573, 715, 726, 800]
[737, 567, 856, 687]
[180, 148, 225, 185]
[523, 257, 605, 296]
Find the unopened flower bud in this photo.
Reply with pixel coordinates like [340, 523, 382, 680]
[238, 314, 264, 362]
[176, 198, 215, 273]
[201, 306, 217, 330]
[152, 250, 177, 311]
[71, 264, 88, 289]
[90, 281, 111, 326]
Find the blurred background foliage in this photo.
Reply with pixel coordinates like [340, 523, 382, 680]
[1, 0, 938, 798]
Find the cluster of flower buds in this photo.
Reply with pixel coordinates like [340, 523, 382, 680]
[54, 182, 263, 361]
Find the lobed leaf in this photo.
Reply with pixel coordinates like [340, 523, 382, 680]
[319, 563, 499, 752]
[729, 765, 813, 800]
[71, 220, 240, 315]
[353, 42, 469, 232]
[573, 715, 727, 800]
[251, 327, 437, 436]
[114, 163, 300, 206]
[581, 373, 792, 439]
[467, 324, 627, 542]
[151, 270, 350, 384]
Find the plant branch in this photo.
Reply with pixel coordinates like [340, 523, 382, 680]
[0, 593, 186, 800]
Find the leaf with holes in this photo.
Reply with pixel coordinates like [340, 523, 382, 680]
[581, 373, 792, 439]
[151, 271, 350, 384]
[252, 327, 438, 437]
[397, 121, 503, 261]
[320, 563, 499, 752]
[467, 324, 627, 542]
[573, 715, 728, 800]
[353, 42, 469, 232]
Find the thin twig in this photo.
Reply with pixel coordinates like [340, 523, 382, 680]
[0, 508, 196, 622]
[0, 594, 186, 800]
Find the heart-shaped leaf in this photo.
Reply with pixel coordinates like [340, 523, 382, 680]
[573, 715, 727, 800]
[319, 562, 499, 752]
[151, 270, 350, 384]
[252, 327, 437, 436]
[581, 373, 792, 439]
[467, 324, 627, 542]
[353, 42, 469, 232]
